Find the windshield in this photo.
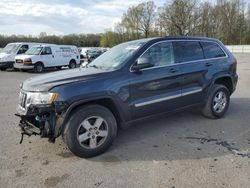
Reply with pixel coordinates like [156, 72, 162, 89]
[2, 43, 21, 54]
[25, 46, 43, 55]
[89, 40, 147, 70]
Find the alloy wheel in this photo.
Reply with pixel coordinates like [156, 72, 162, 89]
[213, 91, 227, 113]
[77, 116, 108, 149]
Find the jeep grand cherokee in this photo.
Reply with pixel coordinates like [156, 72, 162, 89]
[15, 36, 238, 158]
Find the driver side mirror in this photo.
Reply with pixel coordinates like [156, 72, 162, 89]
[132, 57, 154, 71]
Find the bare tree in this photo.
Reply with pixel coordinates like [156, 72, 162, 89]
[120, 1, 156, 39]
[137, 1, 156, 38]
[198, 2, 214, 37]
[121, 6, 142, 39]
[158, 0, 198, 35]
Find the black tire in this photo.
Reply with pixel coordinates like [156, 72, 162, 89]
[0, 68, 7, 71]
[64, 105, 117, 158]
[69, 60, 76, 69]
[56, 66, 62, 70]
[34, 62, 44, 73]
[202, 84, 230, 119]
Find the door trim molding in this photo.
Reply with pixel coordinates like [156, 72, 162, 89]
[134, 87, 202, 107]
[135, 93, 181, 107]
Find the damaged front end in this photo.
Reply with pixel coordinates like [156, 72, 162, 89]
[16, 110, 57, 144]
[15, 90, 68, 144]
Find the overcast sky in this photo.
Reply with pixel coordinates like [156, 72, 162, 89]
[0, 0, 167, 36]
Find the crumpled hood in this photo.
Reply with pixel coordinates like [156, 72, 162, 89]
[22, 67, 106, 92]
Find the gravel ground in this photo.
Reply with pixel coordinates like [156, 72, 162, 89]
[0, 54, 249, 188]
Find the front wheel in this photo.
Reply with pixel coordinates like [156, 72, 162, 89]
[0, 68, 7, 71]
[202, 84, 230, 119]
[34, 62, 44, 73]
[64, 105, 117, 158]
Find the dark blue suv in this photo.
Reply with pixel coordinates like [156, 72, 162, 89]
[16, 36, 238, 158]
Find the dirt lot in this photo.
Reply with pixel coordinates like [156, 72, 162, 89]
[0, 54, 249, 188]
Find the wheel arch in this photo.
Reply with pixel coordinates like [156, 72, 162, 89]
[61, 97, 125, 136]
[69, 59, 76, 63]
[205, 74, 234, 101]
[34, 61, 44, 66]
[213, 75, 234, 94]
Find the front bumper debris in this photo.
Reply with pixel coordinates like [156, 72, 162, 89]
[18, 119, 39, 144]
[15, 102, 68, 144]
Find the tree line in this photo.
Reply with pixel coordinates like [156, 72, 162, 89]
[1, 0, 250, 48]
[0, 33, 101, 48]
[101, 0, 250, 47]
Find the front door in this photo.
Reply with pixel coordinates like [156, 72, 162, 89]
[129, 41, 183, 120]
[40, 47, 54, 67]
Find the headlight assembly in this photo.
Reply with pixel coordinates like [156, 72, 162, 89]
[26, 92, 58, 105]
[23, 58, 32, 65]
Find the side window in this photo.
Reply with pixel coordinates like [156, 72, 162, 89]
[17, 45, 29, 54]
[201, 42, 226, 58]
[141, 42, 174, 67]
[173, 41, 204, 63]
[42, 47, 52, 55]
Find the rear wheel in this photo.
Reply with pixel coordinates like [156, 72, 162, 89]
[0, 68, 7, 71]
[64, 105, 117, 158]
[34, 62, 44, 73]
[202, 84, 230, 119]
[69, 60, 76, 69]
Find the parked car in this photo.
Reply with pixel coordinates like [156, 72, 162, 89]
[16, 36, 238, 158]
[14, 44, 80, 72]
[86, 49, 104, 62]
[78, 47, 91, 60]
[0, 42, 43, 71]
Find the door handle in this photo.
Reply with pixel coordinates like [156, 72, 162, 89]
[52, 55, 54, 58]
[205, 62, 213, 67]
[169, 68, 178, 73]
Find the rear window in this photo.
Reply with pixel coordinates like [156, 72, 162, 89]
[173, 41, 204, 63]
[201, 42, 226, 59]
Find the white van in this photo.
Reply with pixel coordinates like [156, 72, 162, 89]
[0, 42, 43, 71]
[14, 44, 80, 72]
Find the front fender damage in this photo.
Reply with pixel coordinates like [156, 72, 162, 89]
[15, 103, 67, 144]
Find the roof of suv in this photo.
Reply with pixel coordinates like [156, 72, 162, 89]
[134, 36, 219, 43]
[163, 36, 219, 42]
[126, 36, 221, 47]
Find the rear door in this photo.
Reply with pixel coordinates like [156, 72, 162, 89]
[129, 41, 183, 120]
[173, 41, 211, 106]
[200, 41, 228, 73]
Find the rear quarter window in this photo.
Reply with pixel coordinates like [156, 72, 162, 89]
[173, 41, 204, 63]
[201, 42, 226, 59]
